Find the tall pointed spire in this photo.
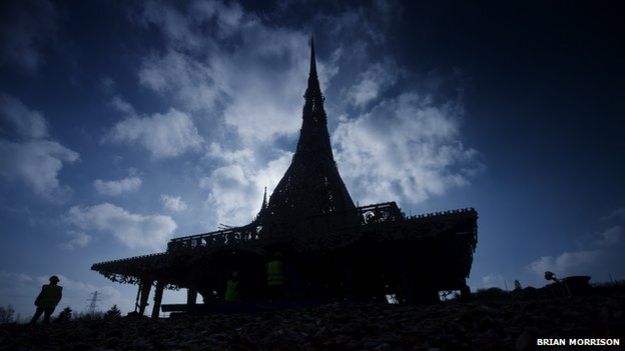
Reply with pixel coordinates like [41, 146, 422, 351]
[253, 187, 269, 224]
[262, 187, 267, 210]
[259, 38, 357, 227]
[309, 37, 317, 79]
[304, 37, 323, 114]
[296, 37, 329, 156]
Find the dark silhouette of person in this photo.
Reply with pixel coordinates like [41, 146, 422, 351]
[30, 275, 63, 324]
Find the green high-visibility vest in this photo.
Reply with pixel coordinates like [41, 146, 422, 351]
[224, 280, 239, 302]
[36, 284, 63, 309]
[266, 260, 284, 286]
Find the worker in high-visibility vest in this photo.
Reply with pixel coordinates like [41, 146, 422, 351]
[266, 252, 285, 302]
[30, 275, 63, 324]
[224, 271, 240, 302]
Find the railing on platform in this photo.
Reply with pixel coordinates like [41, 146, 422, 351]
[358, 202, 404, 224]
[91, 252, 168, 268]
[167, 224, 262, 252]
[165, 203, 476, 252]
[405, 207, 476, 220]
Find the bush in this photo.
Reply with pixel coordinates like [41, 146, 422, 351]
[591, 280, 625, 295]
[56, 307, 72, 322]
[75, 311, 104, 320]
[104, 305, 122, 319]
[0, 305, 15, 324]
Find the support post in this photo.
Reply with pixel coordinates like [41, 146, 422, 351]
[134, 284, 141, 312]
[151, 281, 165, 319]
[138, 278, 153, 316]
[187, 288, 198, 305]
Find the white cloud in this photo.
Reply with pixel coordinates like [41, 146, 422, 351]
[346, 62, 397, 108]
[215, 39, 327, 143]
[137, 44, 312, 143]
[93, 176, 142, 196]
[601, 208, 625, 222]
[333, 93, 481, 205]
[0, 139, 79, 195]
[0, 0, 58, 72]
[200, 148, 291, 226]
[59, 230, 92, 250]
[0, 93, 48, 138]
[109, 95, 136, 116]
[202, 164, 253, 225]
[527, 250, 599, 278]
[206, 142, 254, 164]
[139, 50, 223, 112]
[191, 0, 243, 35]
[137, 0, 244, 51]
[66, 203, 176, 251]
[135, 1, 338, 144]
[108, 108, 203, 159]
[478, 274, 506, 290]
[161, 194, 187, 212]
[596, 225, 622, 247]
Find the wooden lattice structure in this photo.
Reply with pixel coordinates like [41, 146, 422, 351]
[92, 40, 478, 317]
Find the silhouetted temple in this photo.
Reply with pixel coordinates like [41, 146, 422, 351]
[92, 40, 478, 318]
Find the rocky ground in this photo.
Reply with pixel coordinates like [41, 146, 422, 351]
[1, 293, 624, 350]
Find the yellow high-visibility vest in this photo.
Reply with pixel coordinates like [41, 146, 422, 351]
[224, 279, 239, 302]
[266, 260, 284, 286]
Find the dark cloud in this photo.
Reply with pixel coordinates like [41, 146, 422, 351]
[0, 0, 58, 72]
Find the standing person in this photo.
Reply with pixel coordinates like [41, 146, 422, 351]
[224, 271, 241, 302]
[30, 276, 63, 324]
[266, 252, 285, 302]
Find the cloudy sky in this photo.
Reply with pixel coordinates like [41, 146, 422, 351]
[1, 0, 624, 318]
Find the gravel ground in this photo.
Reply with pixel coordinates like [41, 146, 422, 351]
[1, 294, 624, 350]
